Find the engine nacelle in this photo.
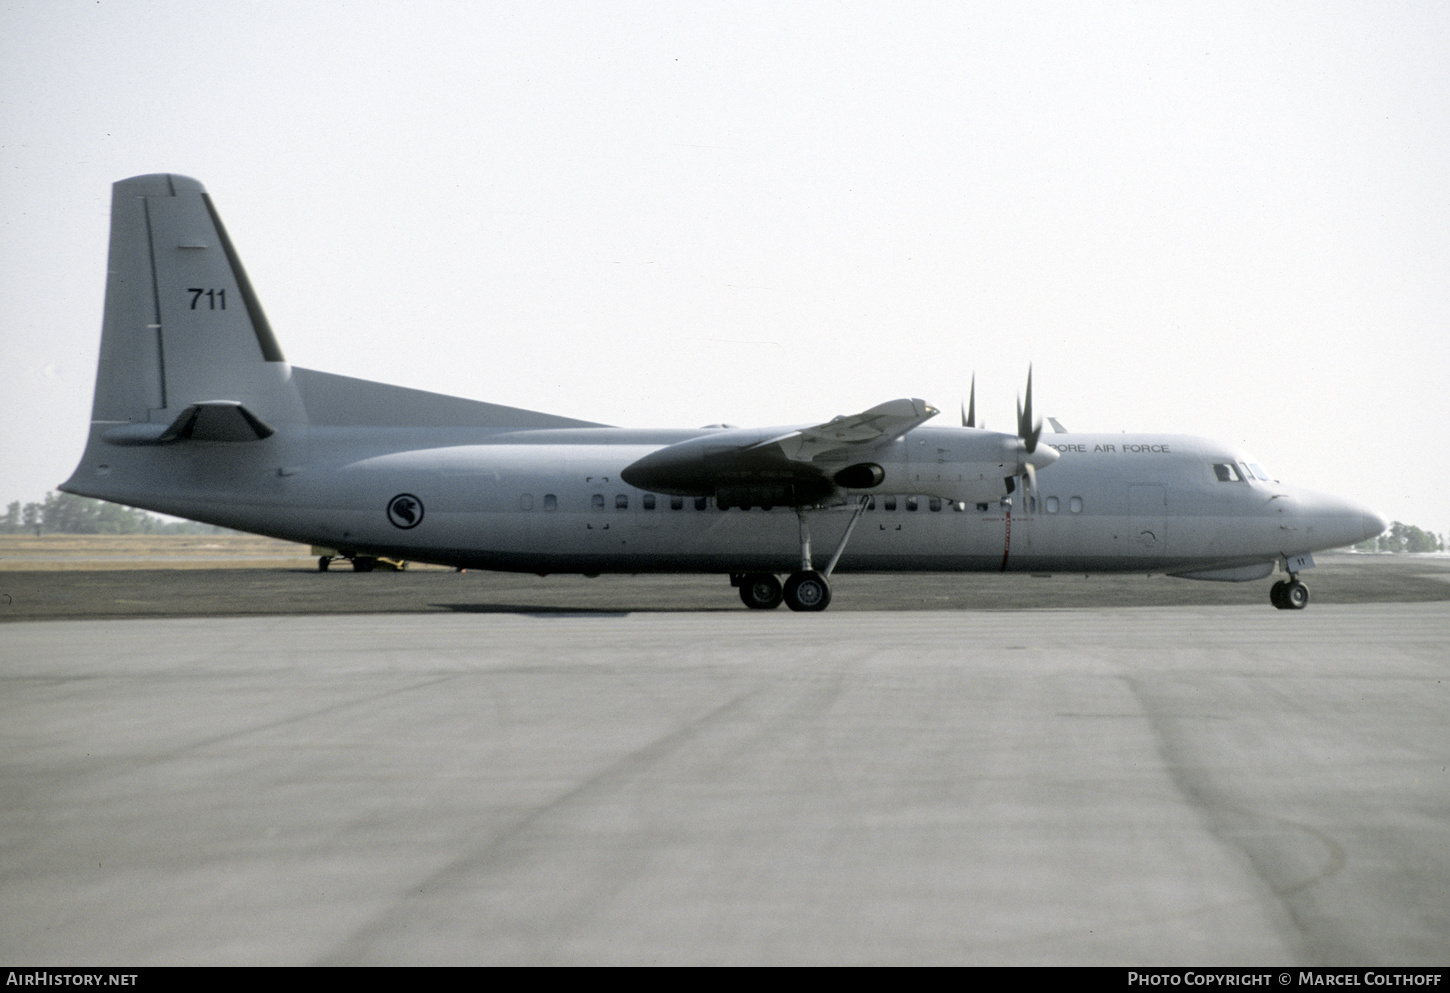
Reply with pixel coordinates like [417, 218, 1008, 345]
[832, 463, 885, 489]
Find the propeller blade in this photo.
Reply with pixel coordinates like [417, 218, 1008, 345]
[1016, 365, 1041, 454]
[962, 374, 976, 428]
[1024, 462, 1037, 505]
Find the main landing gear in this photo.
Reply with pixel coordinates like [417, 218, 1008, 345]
[737, 573, 784, 609]
[731, 497, 870, 612]
[1270, 576, 1309, 610]
[735, 569, 832, 611]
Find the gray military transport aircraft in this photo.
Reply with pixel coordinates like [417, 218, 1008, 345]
[60, 174, 1387, 611]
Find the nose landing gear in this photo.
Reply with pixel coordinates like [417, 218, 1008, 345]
[1270, 577, 1309, 609]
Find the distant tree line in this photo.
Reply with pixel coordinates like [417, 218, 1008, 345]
[1353, 521, 1444, 554]
[1, 493, 236, 536]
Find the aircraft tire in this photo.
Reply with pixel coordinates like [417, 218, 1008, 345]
[739, 573, 784, 610]
[1284, 580, 1309, 610]
[352, 556, 377, 573]
[1269, 580, 1288, 609]
[318, 556, 331, 572]
[783, 570, 831, 612]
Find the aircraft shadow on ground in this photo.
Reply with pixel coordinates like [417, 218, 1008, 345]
[432, 603, 636, 617]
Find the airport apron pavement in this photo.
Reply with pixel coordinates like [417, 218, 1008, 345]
[1, 603, 1445, 964]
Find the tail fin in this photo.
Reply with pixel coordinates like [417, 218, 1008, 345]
[88, 173, 298, 428]
[63, 174, 605, 513]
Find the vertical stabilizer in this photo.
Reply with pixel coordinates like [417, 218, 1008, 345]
[89, 174, 298, 428]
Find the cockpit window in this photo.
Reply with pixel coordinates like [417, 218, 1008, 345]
[1212, 463, 1245, 482]
[1248, 463, 1270, 481]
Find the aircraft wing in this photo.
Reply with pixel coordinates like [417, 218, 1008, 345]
[754, 398, 938, 463]
[620, 398, 937, 503]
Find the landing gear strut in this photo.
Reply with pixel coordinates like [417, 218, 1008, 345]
[778, 506, 830, 611]
[730, 498, 871, 612]
[1270, 576, 1309, 610]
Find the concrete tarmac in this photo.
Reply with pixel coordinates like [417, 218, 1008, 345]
[2, 598, 1447, 964]
[3, 551, 1449, 620]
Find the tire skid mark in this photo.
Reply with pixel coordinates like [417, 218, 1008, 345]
[118, 673, 473, 771]
[1125, 674, 1349, 962]
[323, 671, 849, 964]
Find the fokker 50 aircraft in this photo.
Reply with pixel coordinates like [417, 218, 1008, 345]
[61, 175, 1387, 611]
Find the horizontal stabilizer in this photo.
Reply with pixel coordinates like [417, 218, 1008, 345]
[103, 401, 275, 445]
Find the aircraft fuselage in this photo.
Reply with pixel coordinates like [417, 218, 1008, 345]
[65, 419, 1379, 578]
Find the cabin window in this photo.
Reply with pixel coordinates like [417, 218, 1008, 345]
[694, 496, 709, 511]
[616, 494, 629, 510]
[543, 494, 557, 511]
[928, 496, 942, 512]
[906, 496, 918, 511]
[591, 494, 605, 511]
[1046, 496, 1059, 513]
[1212, 462, 1245, 483]
[883, 496, 897, 511]
[1069, 496, 1083, 514]
[671, 496, 684, 510]
[520, 494, 534, 511]
[642, 494, 656, 510]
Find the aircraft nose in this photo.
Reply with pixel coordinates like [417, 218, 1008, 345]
[1363, 508, 1390, 543]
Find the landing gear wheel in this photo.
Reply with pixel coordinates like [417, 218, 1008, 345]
[318, 556, 331, 572]
[1271, 578, 1309, 609]
[783, 570, 831, 612]
[1270, 580, 1288, 609]
[352, 556, 377, 573]
[1284, 580, 1309, 610]
[739, 573, 783, 610]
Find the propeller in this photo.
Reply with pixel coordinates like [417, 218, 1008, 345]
[1016, 366, 1046, 506]
[961, 374, 976, 428]
[1016, 364, 1041, 455]
[964, 366, 1055, 506]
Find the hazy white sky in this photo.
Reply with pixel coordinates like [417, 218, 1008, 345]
[3, 1, 1448, 534]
